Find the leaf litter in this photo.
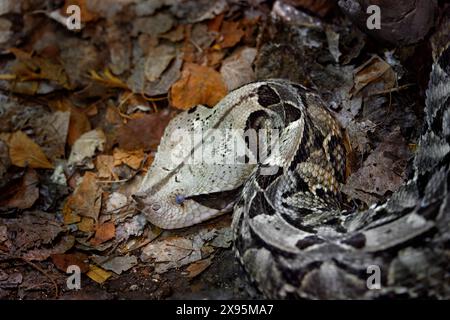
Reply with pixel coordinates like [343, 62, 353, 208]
[0, 0, 433, 299]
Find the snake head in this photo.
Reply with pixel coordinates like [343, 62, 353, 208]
[132, 190, 223, 230]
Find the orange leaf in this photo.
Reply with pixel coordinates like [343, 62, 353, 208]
[113, 148, 144, 170]
[65, 172, 101, 221]
[91, 222, 115, 246]
[185, 258, 212, 278]
[51, 253, 89, 273]
[219, 21, 245, 48]
[68, 107, 91, 146]
[7, 131, 53, 169]
[170, 63, 227, 110]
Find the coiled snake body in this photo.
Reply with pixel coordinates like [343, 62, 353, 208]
[134, 45, 450, 299]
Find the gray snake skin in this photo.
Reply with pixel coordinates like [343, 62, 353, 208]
[134, 43, 450, 299]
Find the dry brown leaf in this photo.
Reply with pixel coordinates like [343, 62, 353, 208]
[185, 258, 212, 278]
[171, 63, 227, 110]
[22, 235, 75, 261]
[207, 13, 224, 33]
[96, 155, 116, 179]
[65, 172, 102, 222]
[218, 21, 245, 48]
[77, 217, 95, 233]
[117, 111, 172, 151]
[91, 222, 116, 246]
[0, 168, 39, 209]
[342, 128, 410, 205]
[7, 131, 53, 169]
[68, 107, 92, 146]
[113, 148, 144, 170]
[206, 49, 226, 68]
[351, 55, 396, 97]
[0, 211, 64, 253]
[51, 252, 89, 273]
[9, 48, 71, 89]
[63, 204, 81, 225]
[160, 24, 185, 42]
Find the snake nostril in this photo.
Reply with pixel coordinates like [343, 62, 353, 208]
[151, 204, 161, 211]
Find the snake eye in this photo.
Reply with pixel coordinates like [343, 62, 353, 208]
[175, 195, 185, 205]
[151, 203, 161, 211]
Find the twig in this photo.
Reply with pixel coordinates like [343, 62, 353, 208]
[21, 258, 59, 299]
[368, 83, 415, 96]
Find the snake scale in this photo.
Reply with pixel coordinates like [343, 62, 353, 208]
[133, 42, 450, 298]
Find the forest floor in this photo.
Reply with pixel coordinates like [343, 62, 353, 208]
[0, 0, 447, 299]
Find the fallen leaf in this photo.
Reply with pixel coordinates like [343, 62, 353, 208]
[145, 55, 183, 96]
[96, 155, 116, 179]
[346, 120, 377, 155]
[207, 49, 226, 68]
[0, 272, 22, 289]
[68, 129, 105, 168]
[144, 44, 176, 82]
[218, 21, 244, 48]
[77, 217, 95, 232]
[351, 55, 396, 97]
[141, 236, 202, 273]
[113, 148, 144, 170]
[106, 192, 128, 213]
[91, 222, 115, 246]
[132, 13, 174, 37]
[8, 48, 71, 90]
[0, 211, 64, 253]
[65, 172, 102, 222]
[185, 258, 212, 278]
[207, 13, 224, 32]
[116, 214, 150, 243]
[100, 255, 137, 275]
[0, 168, 39, 210]
[220, 47, 257, 91]
[342, 128, 410, 205]
[40, 111, 70, 159]
[7, 131, 53, 169]
[51, 252, 89, 273]
[117, 111, 172, 151]
[171, 62, 227, 109]
[68, 107, 92, 146]
[160, 24, 185, 42]
[86, 264, 112, 284]
[210, 227, 233, 248]
[63, 206, 81, 225]
[22, 235, 75, 261]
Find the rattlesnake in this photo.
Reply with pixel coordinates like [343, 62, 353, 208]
[133, 43, 450, 298]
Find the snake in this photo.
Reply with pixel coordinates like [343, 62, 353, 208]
[133, 42, 450, 298]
